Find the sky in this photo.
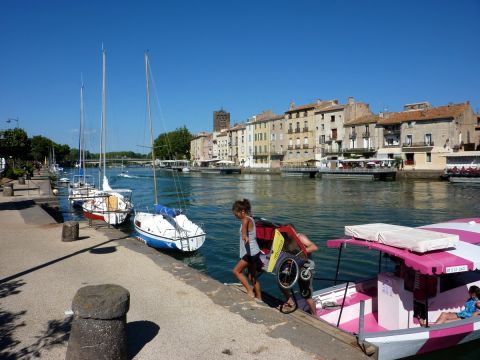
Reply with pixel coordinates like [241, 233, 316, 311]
[0, 0, 479, 152]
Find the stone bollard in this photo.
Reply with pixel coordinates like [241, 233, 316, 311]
[66, 284, 130, 360]
[18, 177, 25, 185]
[62, 221, 79, 242]
[3, 184, 14, 197]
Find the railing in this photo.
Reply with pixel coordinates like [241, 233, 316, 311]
[402, 141, 434, 147]
[288, 129, 293, 134]
[295, 144, 301, 149]
[342, 147, 376, 153]
[302, 144, 309, 149]
[303, 127, 309, 132]
[295, 127, 301, 133]
[404, 160, 415, 166]
[383, 143, 400, 148]
[362, 132, 370, 138]
[384, 129, 400, 135]
[318, 167, 397, 173]
[349, 132, 357, 139]
[287, 145, 293, 150]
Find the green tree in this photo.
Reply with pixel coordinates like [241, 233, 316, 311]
[0, 128, 31, 160]
[30, 135, 52, 161]
[153, 126, 192, 160]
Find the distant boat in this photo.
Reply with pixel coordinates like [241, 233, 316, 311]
[134, 52, 205, 252]
[82, 48, 133, 225]
[445, 151, 480, 184]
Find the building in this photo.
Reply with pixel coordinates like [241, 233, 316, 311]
[283, 101, 319, 164]
[268, 114, 287, 168]
[342, 114, 381, 159]
[226, 123, 246, 165]
[377, 102, 478, 170]
[251, 111, 284, 168]
[315, 97, 372, 159]
[190, 132, 212, 165]
[212, 130, 229, 160]
[244, 116, 255, 167]
[213, 109, 230, 132]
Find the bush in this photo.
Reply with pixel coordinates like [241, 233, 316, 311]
[4, 167, 25, 180]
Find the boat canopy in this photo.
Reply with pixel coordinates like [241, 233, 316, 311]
[328, 219, 480, 275]
[345, 223, 459, 253]
[154, 204, 182, 218]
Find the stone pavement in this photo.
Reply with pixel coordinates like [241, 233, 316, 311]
[0, 182, 368, 360]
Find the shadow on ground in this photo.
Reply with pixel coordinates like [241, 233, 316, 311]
[127, 320, 160, 359]
[0, 200, 35, 211]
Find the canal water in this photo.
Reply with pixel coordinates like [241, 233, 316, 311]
[59, 167, 480, 358]
[60, 167, 480, 294]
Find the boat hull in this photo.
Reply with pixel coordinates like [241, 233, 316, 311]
[134, 211, 206, 252]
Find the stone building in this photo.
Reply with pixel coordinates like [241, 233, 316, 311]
[227, 123, 246, 165]
[213, 109, 230, 132]
[190, 132, 212, 165]
[212, 130, 229, 160]
[315, 97, 372, 159]
[283, 101, 319, 163]
[377, 102, 478, 170]
[342, 114, 381, 159]
[268, 114, 287, 168]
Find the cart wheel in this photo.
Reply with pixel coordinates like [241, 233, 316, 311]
[300, 267, 312, 281]
[277, 257, 299, 290]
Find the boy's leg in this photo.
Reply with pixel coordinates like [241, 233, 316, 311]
[233, 259, 253, 297]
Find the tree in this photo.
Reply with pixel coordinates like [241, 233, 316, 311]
[30, 135, 52, 161]
[153, 126, 192, 160]
[0, 128, 31, 160]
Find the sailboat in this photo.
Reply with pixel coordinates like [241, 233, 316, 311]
[82, 48, 133, 225]
[134, 52, 205, 251]
[69, 79, 96, 206]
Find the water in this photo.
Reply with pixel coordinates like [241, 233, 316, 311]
[59, 167, 480, 298]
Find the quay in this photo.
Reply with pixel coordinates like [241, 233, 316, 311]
[280, 166, 397, 180]
[0, 175, 370, 359]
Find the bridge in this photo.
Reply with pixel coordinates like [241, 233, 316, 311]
[84, 158, 151, 165]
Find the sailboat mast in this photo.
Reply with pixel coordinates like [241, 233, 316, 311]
[145, 52, 158, 204]
[80, 80, 85, 181]
[101, 48, 107, 180]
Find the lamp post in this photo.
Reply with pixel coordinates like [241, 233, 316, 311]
[6, 117, 19, 128]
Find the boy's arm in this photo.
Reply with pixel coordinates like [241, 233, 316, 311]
[299, 233, 318, 253]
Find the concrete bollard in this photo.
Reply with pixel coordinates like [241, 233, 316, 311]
[3, 184, 14, 197]
[18, 177, 25, 185]
[66, 284, 130, 360]
[62, 221, 79, 242]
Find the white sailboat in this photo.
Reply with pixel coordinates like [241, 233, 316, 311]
[82, 48, 132, 225]
[134, 52, 205, 251]
[69, 79, 96, 206]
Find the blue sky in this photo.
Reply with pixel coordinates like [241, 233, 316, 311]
[1, 0, 479, 152]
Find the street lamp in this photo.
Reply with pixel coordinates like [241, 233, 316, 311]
[6, 117, 19, 127]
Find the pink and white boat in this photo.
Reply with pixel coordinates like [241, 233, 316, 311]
[311, 218, 480, 359]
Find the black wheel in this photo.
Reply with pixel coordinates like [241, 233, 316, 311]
[277, 257, 299, 290]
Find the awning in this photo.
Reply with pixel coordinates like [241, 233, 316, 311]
[327, 219, 480, 275]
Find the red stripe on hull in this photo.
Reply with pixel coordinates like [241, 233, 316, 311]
[83, 211, 105, 222]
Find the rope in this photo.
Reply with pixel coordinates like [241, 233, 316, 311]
[147, 60, 188, 212]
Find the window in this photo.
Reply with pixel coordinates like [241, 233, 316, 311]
[331, 115, 335, 122]
[254, 146, 257, 154]
[279, 133, 283, 140]
[280, 123, 283, 130]
[304, 111, 307, 117]
[304, 137, 308, 144]
[425, 133, 432, 145]
[289, 138, 293, 145]
[272, 124, 275, 130]
[254, 134, 257, 141]
[320, 135, 325, 144]
[406, 135, 412, 145]
[255, 124, 257, 129]
[271, 133, 275, 141]
[264, 145, 267, 153]
[321, 124, 324, 130]
[241, 136, 244, 143]
[321, 114, 324, 120]
[296, 138, 300, 145]
[264, 132, 266, 140]
[264, 123, 266, 129]
[295, 112, 299, 118]
[288, 114, 292, 119]
[426, 152, 432, 162]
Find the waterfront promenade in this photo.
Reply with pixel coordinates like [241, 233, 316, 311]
[0, 179, 368, 359]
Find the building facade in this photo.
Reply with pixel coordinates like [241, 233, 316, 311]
[190, 132, 212, 165]
[377, 102, 478, 170]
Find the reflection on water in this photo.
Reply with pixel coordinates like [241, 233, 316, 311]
[60, 168, 480, 293]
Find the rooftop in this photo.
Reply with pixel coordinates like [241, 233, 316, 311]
[378, 103, 470, 125]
